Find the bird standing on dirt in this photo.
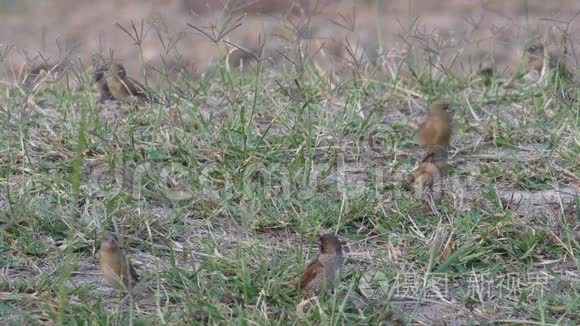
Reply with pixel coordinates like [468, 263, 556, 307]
[105, 63, 150, 102]
[99, 232, 140, 291]
[418, 102, 451, 147]
[93, 65, 115, 103]
[526, 44, 545, 74]
[299, 234, 344, 296]
[407, 101, 452, 191]
[525, 43, 569, 77]
[405, 150, 447, 191]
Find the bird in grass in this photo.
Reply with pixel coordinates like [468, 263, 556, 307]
[105, 63, 150, 102]
[93, 65, 115, 103]
[405, 150, 448, 191]
[99, 232, 139, 291]
[408, 101, 452, 192]
[526, 43, 545, 74]
[299, 234, 344, 296]
[418, 102, 452, 147]
[525, 43, 569, 78]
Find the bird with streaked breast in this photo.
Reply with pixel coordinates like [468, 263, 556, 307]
[299, 234, 344, 296]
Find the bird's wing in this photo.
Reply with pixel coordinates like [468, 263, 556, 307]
[117, 76, 147, 99]
[127, 77, 149, 98]
[300, 259, 323, 289]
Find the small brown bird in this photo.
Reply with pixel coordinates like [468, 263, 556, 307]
[99, 232, 139, 291]
[299, 234, 344, 296]
[525, 43, 569, 77]
[105, 63, 149, 102]
[418, 102, 451, 147]
[93, 66, 115, 103]
[405, 150, 447, 191]
[526, 44, 545, 73]
[409, 102, 452, 192]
